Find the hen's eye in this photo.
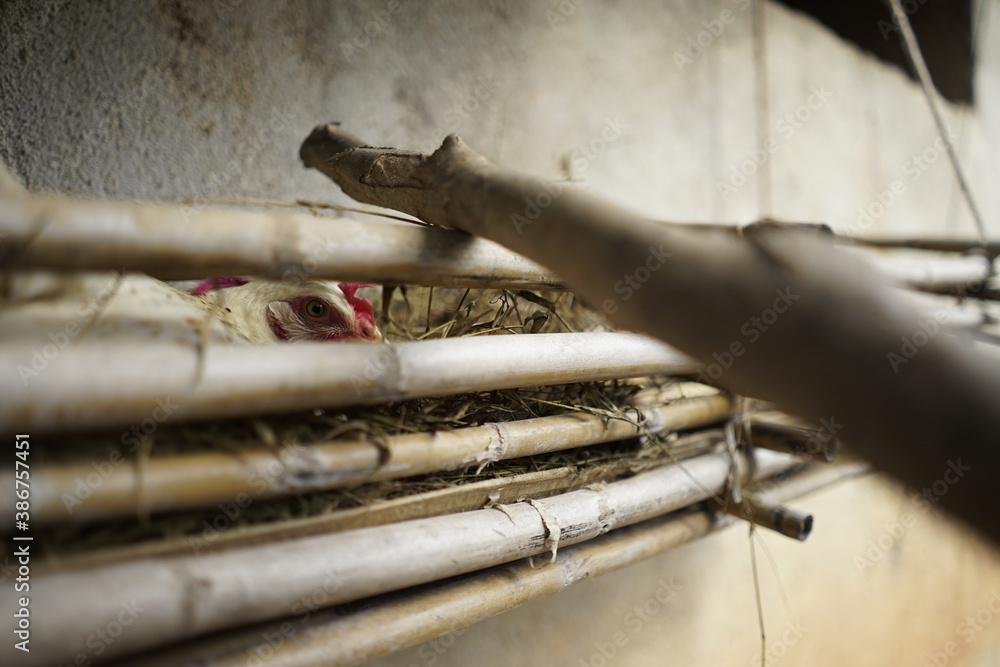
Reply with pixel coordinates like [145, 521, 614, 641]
[304, 299, 327, 318]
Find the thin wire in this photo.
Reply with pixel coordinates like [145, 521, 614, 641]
[181, 197, 432, 227]
[749, 523, 767, 666]
[753, 0, 773, 220]
[944, 0, 989, 237]
[886, 0, 988, 246]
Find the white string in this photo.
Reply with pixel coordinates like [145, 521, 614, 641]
[886, 0, 988, 246]
[753, 0, 773, 220]
[944, 0, 989, 238]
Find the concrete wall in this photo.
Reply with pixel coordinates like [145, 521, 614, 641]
[3, 0, 997, 237]
[3, 1, 999, 665]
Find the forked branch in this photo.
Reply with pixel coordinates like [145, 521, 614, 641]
[302, 124, 1000, 547]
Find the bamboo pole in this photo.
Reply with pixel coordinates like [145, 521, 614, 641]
[843, 236, 1000, 255]
[45, 429, 732, 574]
[0, 192, 558, 288]
[110, 463, 867, 667]
[861, 252, 994, 292]
[299, 125, 1000, 546]
[0, 191, 990, 293]
[46, 429, 731, 572]
[47, 431, 729, 573]
[3, 448, 802, 667]
[0, 332, 696, 433]
[2, 392, 730, 525]
[749, 411, 838, 462]
[720, 494, 814, 541]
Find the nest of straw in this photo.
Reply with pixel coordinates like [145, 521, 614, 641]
[25, 282, 705, 562]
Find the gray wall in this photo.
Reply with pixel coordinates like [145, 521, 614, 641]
[3, 0, 996, 238]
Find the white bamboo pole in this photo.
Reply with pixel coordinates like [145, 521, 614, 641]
[1, 392, 730, 525]
[0, 191, 990, 292]
[47, 433, 730, 572]
[844, 236, 1000, 255]
[862, 252, 994, 292]
[0, 332, 697, 433]
[2, 448, 801, 667]
[287, 465, 872, 667]
[0, 191, 558, 288]
[128, 464, 867, 667]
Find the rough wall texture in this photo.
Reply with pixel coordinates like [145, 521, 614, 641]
[2, 1, 999, 665]
[2, 0, 997, 236]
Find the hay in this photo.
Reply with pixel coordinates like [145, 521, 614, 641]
[21, 447, 807, 667]
[127, 463, 869, 667]
[0, 193, 844, 667]
[14, 274, 709, 564]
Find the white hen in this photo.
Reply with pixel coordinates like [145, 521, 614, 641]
[191, 276, 381, 343]
[0, 273, 381, 347]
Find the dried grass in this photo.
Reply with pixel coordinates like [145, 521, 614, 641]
[25, 282, 698, 562]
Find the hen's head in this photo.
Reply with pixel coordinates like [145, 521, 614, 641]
[192, 277, 380, 343]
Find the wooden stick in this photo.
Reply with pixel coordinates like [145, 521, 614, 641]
[749, 411, 838, 462]
[720, 494, 814, 541]
[0, 332, 696, 434]
[5, 448, 801, 667]
[112, 463, 866, 667]
[0, 192, 558, 288]
[7, 392, 730, 525]
[300, 125, 1000, 546]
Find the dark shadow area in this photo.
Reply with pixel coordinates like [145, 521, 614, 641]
[776, 0, 974, 104]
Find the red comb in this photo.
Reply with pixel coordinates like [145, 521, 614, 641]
[190, 276, 249, 296]
[340, 282, 376, 321]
